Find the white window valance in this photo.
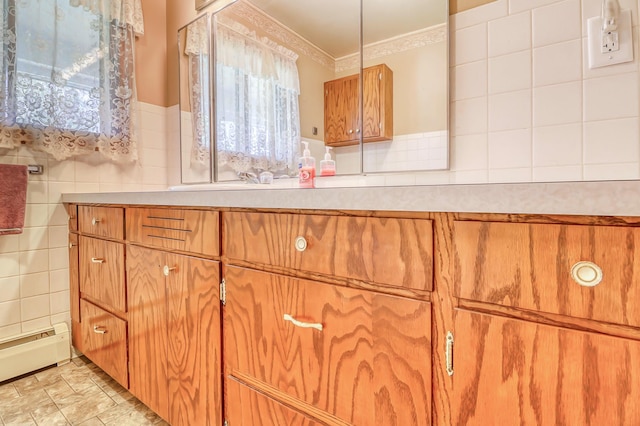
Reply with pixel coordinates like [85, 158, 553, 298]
[69, 0, 145, 35]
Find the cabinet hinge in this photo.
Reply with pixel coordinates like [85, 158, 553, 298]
[379, 122, 382, 129]
[224, 420, 229, 426]
[220, 279, 226, 306]
[379, 72, 382, 80]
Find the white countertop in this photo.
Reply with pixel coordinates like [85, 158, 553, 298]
[61, 180, 640, 217]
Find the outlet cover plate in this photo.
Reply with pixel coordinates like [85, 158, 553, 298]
[587, 9, 633, 69]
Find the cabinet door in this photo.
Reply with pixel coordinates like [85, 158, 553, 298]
[165, 253, 221, 426]
[362, 66, 381, 140]
[226, 377, 321, 426]
[79, 236, 125, 313]
[80, 300, 128, 388]
[324, 76, 359, 146]
[224, 266, 431, 425]
[127, 245, 169, 421]
[452, 310, 640, 425]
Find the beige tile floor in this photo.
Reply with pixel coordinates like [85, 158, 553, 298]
[0, 357, 168, 426]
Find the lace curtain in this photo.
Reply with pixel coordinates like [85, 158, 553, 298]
[0, 0, 144, 162]
[215, 17, 300, 175]
[184, 17, 210, 167]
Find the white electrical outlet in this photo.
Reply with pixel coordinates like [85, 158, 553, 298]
[587, 9, 633, 69]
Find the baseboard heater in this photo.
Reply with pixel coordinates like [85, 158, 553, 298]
[0, 323, 71, 382]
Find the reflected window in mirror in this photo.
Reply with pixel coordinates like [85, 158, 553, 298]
[214, 15, 300, 180]
[179, 15, 212, 184]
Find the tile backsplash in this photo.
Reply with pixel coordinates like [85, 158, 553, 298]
[0, 102, 168, 341]
[447, 0, 640, 184]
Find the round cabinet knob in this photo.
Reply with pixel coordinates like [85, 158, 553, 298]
[163, 265, 176, 276]
[91, 217, 100, 226]
[348, 129, 354, 134]
[294, 236, 308, 252]
[571, 261, 603, 287]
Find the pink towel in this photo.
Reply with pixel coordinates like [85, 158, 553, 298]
[0, 164, 28, 235]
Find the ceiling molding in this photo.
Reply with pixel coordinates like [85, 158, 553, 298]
[335, 23, 447, 73]
[227, 0, 336, 70]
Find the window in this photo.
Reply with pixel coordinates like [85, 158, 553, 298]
[214, 16, 300, 176]
[0, 0, 144, 161]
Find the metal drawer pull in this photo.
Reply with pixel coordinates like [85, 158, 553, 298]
[294, 236, 308, 252]
[283, 314, 323, 331]
[163, 265, 177, 276]
[91, 217, 101, 226]
[93, 326, 107, 334]
[445, 331, 454, 376]
[571, 261, 603, 287]
[91, 257, 105, 264]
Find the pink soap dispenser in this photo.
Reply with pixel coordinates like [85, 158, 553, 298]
[320, 147, 336, 176]
[298, 141, 316, 188]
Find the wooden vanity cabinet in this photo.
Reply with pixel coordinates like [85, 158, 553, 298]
[324, 64, 393, 147]
[126, 208, 222, 426]
[446, 218, 640, 425]
[74, 206, 128, 388]
[222, 210, 433, 425]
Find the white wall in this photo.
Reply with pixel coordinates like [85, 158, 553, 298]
[0, 102, 168, 340]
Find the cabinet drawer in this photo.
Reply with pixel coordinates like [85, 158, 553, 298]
[79, 236, 125, 313]
[78, 206, 124, 239]
[226, 378, 322, 426]
[453, 310, 640, 425]
[223, 266, 431, 425]
[223, 212, 433, 291]
[80, 300, 128, 388]
[127, 208, 219, 257]
[454, 221, 640, 327]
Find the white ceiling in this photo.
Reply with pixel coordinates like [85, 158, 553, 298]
[246, 0, 447, 58]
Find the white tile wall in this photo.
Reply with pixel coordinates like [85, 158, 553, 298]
[0, 101, 169, 341]
[446, 0, 640, 184]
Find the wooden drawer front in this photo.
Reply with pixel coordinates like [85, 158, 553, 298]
[224, 212, 433, 291]
[224, 266, 431, 425]
[78, 206, 124, 239]
[79, 236, 125, 313]
[454, 221, 640, 327]
[80, 300, 128, 388]
[453, 310, 640, 425]
[226, 378, 322, 426]
[127, 208, 219, 257]
[67, 204, 78, 232]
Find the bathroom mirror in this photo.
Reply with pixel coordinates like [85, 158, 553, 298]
[191, 0, 449, 184]
[212, 0, 362, 182]
[361, 0, 449, 174]
[178, 14, 213, 184]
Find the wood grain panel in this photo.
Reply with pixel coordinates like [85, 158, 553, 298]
[166, 254, 221, 426]
[226, 377, 321, 426]
[68, 233, 81, 351]
[80, 300, 128, 388]
[324, 75, 360, 147]
[67, 204, 77, 232]
[78, 206, 124, 239]
[127, 245, 169, 421]
[452, 310, 640, 425]
[223, 266, 431, 425]
[363, 64, 393, 142]
[454, 221, 640, 327]
[223, 212, 433, 291]
[127, 208, 219, 257]
[79, 236, 125, 314]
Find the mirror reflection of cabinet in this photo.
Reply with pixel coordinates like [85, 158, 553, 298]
[324, 64, 394, 147]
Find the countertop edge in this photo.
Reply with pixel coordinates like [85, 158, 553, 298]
[61, 180, 640, 217]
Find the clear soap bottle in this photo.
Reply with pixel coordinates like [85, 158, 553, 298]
[298, 141, 316, 188]
[320, 147, 336, 176]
